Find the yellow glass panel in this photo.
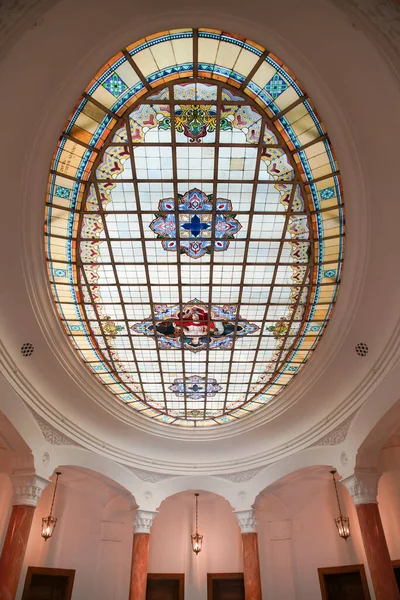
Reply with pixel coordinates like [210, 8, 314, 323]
[132, 47, 158, 78]
[195, 420, 218, 427]
[274, 86, 300, 111]
[79, 349, 100, 360]
[198, 37, 219, 65]
[297, 128, 320, 148]
[72, 336, 93, 350]
[48, 208, 77, 238]
[82, 100, 107, 124]
[52, 284, 75, 302]
[233, 48, 259, 77]
[215, 40, 241, 70]
[171, 36, 193, 66]
[115, 62, 140, 88]
[251, 61, 276, 89]
[91, 85, 117, 109]
[97, 374, 117, 384]
[74, 112, 101, 135]
[150, 40, 176, 70]
[318, 286, 336, 301]
[284, 102, 307, 124]
[291, 114, 316, 138]
[47, 237, 70, 261]
[277, 373, 294, 384]
[58, 304, 80, 319]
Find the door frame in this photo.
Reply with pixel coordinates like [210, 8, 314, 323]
[317, 564, 371, 600]
[147, 573, 185, 600]
[22, 567, 75, 600]
[207, 572, 244, 600]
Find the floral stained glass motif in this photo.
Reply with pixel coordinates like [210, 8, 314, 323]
[170, 375, 222, 400]
[150, 188, 242, 258]
[131, 299, 259, 353]
[45, 29, 345, 427]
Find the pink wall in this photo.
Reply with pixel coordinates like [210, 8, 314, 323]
[148, 492, 243, 600]
[0, 469, 399, 599]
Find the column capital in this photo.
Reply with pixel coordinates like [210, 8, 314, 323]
[133, 509, 158, 534]
[341, 470, 381, 505]
[11, 473, 50, 507]
[234, 509, 257, 533]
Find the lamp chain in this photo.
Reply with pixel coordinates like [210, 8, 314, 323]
[49, 472, 61, 518]
[195, 493, 199, 533]
[331, 471, 344, 517]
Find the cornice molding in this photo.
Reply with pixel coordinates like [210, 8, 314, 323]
[1, 315, 400, 474]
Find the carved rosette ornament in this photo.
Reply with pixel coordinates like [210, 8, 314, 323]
[235, 509, 257, 533]
[12, 474, 49, 507]
[132, 509, 158, 534]
[341, 470, 381, 505]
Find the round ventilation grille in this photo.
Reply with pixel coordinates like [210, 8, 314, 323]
[355, 343, 368, 357]
[20, 343, 34, 357]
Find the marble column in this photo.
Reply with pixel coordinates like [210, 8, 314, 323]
[342, 470, 400, 600]
[235, 510, 262, 600]
[0, 474, 49, 600]
[129, 509, 157, 600]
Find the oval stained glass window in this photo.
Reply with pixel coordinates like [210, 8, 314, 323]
[45, 29, 345, 427]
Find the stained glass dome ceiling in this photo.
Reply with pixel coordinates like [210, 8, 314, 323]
[45, 28, 345, 427]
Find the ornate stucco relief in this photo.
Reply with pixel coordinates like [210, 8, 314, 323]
[311, 415, 355, 447]
[215, 467, 263, 483]
[30, 409, 80, 446]
[124, 466, 175, 483]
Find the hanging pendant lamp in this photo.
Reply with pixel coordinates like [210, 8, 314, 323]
[191, 493, 203, 555]
[330, 470, 350, 540]
[41, 471, 61, 541]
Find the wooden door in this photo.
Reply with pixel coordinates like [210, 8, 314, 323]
[393, 560, 400, 591]
[207, 573, 245, 600]
[22, 568, 75, 600]
[318, 565, 370, 600]
[146, 574, 184, 600]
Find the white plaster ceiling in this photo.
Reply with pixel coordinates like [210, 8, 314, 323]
[0, 0, 399, 472]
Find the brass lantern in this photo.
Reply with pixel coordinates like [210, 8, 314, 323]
[41, 471, 61, 541]
[331, 470, 350, 540]
[191, 493, 203, 555]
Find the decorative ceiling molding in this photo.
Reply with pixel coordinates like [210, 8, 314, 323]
[0, 0, 61, 61]
[311, 414, 355, 447]
[329, 0, 400, 76]
[30, 408, 80, 447]
[215, 467, 264, 483]
[124, 466, 175, 483]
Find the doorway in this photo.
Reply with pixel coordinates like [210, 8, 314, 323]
[207, 573, 245, 600]
[393, 560, 400, 591]
[22, 567, 75, 600]
[318, 565, 370, 600]
[146, 574, 184, 600]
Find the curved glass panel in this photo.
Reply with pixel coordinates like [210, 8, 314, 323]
[45, 29, 344, 427]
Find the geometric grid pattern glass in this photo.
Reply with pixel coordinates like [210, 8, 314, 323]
[45, 28, 345, 427]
